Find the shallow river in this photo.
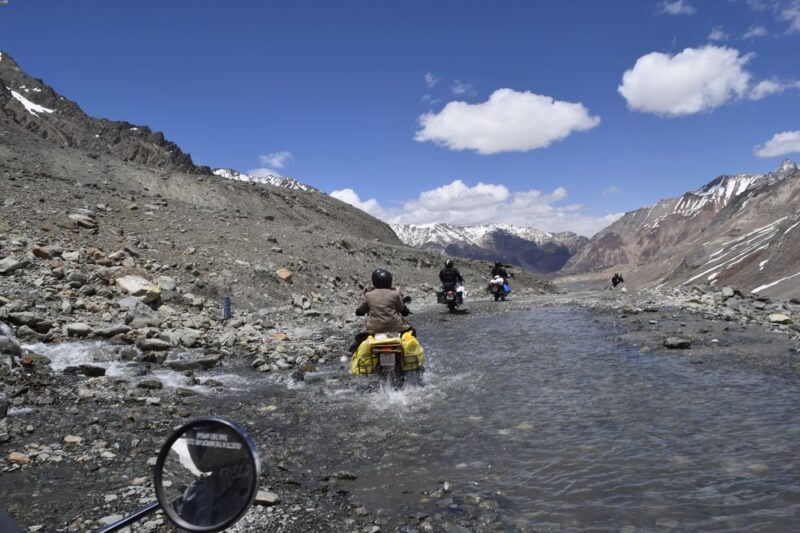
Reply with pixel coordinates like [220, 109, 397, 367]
[259, 306, 800, 530]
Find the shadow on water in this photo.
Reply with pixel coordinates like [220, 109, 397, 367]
[254, 307, 800, 530]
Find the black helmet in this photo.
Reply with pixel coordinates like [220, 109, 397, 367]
[372, 268, 392, 289]
[494, 261, 502, 267]
[445, 259, 454, 268]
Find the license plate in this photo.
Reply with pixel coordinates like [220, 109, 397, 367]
[379, 353, 396, 367]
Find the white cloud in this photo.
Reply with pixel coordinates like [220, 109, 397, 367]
[660, 0, 696, 15]
[743, 25, 769, 38]
[782, 1, 800, 32]
[424, 72, 440, 88]
[754, 130, 800, 157]
[602, 186, 621, 196]
[259, 151, 293, 169]
[749, 78, 800, 99]
[618, 46, 752, 116]
[331, 180, 621, 236]
[415, 88, 601, 155]
[329, 188, 384, 216]
[248, 167, 282, 178]
[708, 26, 729, 41]
[452, 80, 474, 96]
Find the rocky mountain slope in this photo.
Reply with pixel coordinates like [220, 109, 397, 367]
[212, 168, 316, 192]
[0, 51, 555, 313]
[0, 52, 201, 173]
[563, 160, 800, 299]
[392, 222, 589, 273]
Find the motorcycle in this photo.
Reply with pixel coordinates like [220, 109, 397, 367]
[351, 297, 424, 389]
[437, 284, 465, 313]
[487, 276, 510, 301]
[98, 417, 259, 532]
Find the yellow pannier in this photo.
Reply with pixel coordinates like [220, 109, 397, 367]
[350, 331, 424, 375]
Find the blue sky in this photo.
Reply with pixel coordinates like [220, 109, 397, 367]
[2, 0, 799, 235]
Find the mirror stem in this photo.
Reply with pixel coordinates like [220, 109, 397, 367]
[96, 502, 161, 533]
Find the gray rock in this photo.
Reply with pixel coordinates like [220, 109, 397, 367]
[0, 257, 28, 275]
[65, 323, 92, 337]
[164, 352, 221, 371]
[0, 336, 22, 356]
[136, 379, 163, 390]
[663, 337, 692, 349]
[136, 338, 171, 351]
[156, 276, 176, 291]
[116, 275, 160, 303]
[93, 325, 132, 338]
[254, 490, 280, 506]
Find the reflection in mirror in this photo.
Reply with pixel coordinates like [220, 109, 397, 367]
[158, 421, 257, 529]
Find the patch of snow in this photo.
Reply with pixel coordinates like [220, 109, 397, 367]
[212, 168, 316, 192]
[751, 272, 800, 293]
[759, 259, 769, 271]
[391, 222, 556, 249]
[10, 90, 54, 117]
[783, 220, 800, 235]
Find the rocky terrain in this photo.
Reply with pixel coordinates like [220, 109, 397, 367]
[392, 223, 588, 273]
[0, 51, 556, 531]
[563, 160, 800, 300]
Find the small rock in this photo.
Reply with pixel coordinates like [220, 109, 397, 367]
[276, 268, 293, 283]
[63, 435, 83, 444]
[663, 337, 692, 349]
[8, 452, 30, 464]
[768, 313, 792, 325]
[65, 323, 92, 337]
[255, 490, 280, 506]
[136, 379, 163, 390]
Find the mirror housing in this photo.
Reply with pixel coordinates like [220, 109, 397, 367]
[154, 417, 259, 532]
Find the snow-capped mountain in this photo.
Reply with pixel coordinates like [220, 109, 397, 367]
[392, 222, 589, 273]
[564, 160, 800, 299]
[212, 168, 316, 192]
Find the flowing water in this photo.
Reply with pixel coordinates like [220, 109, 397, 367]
[258, 306, 800, 530]
[21, 306, 800, 530]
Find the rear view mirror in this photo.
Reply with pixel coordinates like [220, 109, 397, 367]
[155, 418, 260, 531]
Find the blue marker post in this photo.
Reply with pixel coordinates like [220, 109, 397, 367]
[223, 296, 231, 321]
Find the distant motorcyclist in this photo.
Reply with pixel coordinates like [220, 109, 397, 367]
[439, 259, 463, 290]
[491, 261, 509, 280]
[611, 272, 624, 289]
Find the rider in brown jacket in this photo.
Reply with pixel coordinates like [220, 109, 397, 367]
[356, 269, 412, 334]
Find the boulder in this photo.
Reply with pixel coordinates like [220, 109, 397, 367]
[116, 276, 160, 303]
[156, 276, 177, 291]
[93, 325, 132, 338]
[29, 245, 53, 259]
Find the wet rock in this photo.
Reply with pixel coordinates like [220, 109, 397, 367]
[136, 379, 163, 390]
[0, 336, 22, 356]
[136, 338, 171, 352]
[163, 352, 221, 371]
[663, 337, 692, 349]
[20, 352, 51, 366]
[116, 275, 160, 303]
[76, 364, 106, 377]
